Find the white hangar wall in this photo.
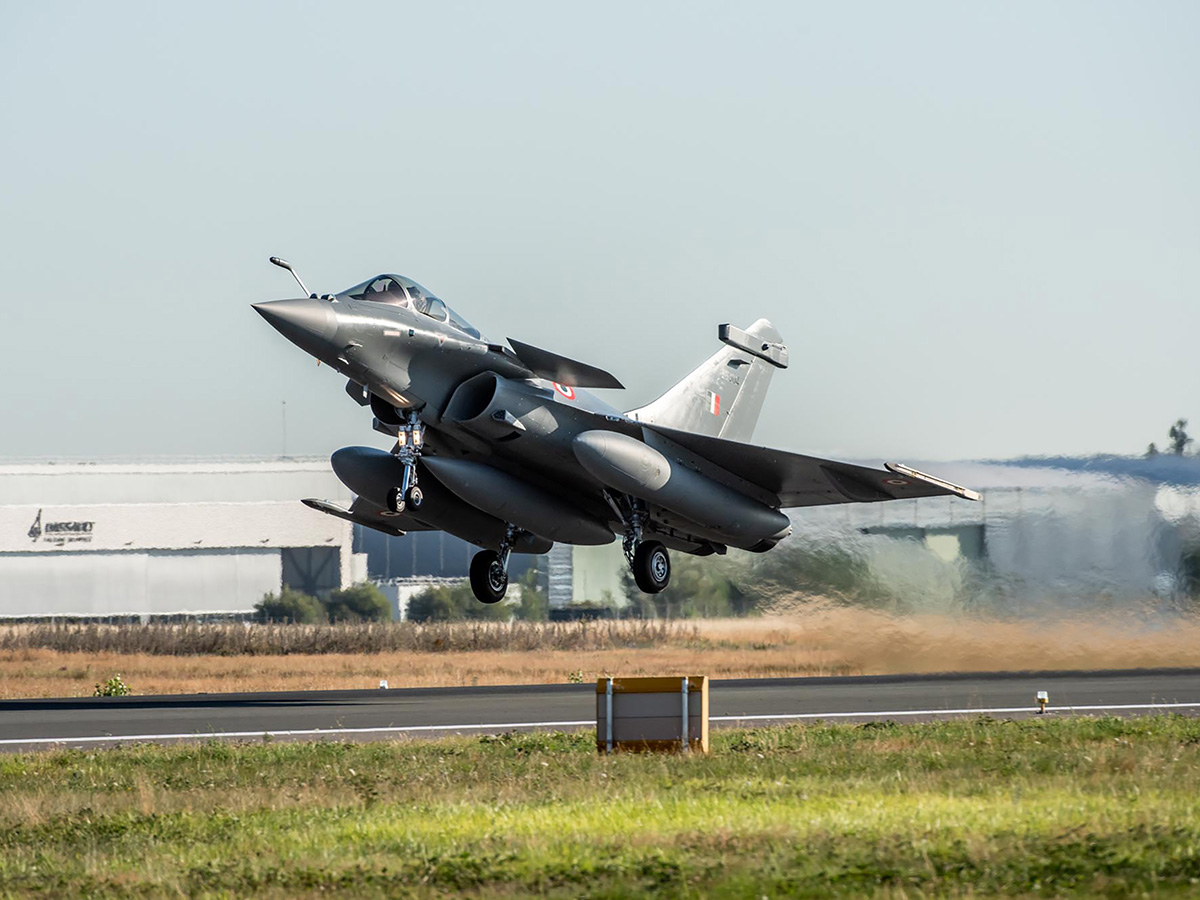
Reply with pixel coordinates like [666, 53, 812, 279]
[0, 549, 280, 617]
[0, 460, 360, 618]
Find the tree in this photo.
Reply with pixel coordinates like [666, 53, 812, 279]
[646, 555, 736, 618]
[513, 567, 549, 621]
[620, 553, 751, 618]
[620, 567, 658, 618]
[731, 538, 889, 610]
[254, 586, 324, 623]
[406, 581, 509, 622]
[1169, 419, 1193, 456]
[1146, 443, 1159, 458]
[325, 582, 391, 622]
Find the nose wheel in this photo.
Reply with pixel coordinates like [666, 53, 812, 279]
[387, 411, 425, 514]
[386, 484, 423, 514]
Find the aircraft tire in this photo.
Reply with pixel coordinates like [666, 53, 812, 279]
[406, 486, 424, 509]
[386, 487, 405, 515]
[470, 550, 508, 604]
[633, 540, 670, 594]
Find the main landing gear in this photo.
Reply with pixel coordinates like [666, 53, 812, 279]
[466, 502, 674, 605]
[469, 524, 519, 604]
[632, 540, 671, 594]
[386, 411, 425, 514]
[615, 497, 671, 594]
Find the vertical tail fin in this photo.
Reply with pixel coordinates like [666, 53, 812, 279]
[627, 319, 787, 442]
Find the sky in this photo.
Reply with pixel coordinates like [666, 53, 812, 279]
[1, 1, 1197, 463]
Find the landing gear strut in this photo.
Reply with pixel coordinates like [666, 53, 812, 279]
[469, 524, 519, 604]
[387, 411, 425, 514]
[611, 493, 671, 594]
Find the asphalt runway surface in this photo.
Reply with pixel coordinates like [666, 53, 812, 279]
[3, 668, 1199, 752]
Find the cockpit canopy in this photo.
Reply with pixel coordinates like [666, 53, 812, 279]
[337, 274, 481, 339]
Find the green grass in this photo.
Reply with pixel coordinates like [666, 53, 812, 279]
[2, 716, 1200, 897]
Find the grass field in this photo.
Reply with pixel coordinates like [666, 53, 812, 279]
[1, 715, 1199, 897]
[3, 607, 1200, 698]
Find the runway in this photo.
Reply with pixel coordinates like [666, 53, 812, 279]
[2, 668, 1199, 752]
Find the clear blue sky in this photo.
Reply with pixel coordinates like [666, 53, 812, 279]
[1, 1, 1196, 461]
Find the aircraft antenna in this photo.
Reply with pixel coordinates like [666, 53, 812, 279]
[269, 256, 313, 297]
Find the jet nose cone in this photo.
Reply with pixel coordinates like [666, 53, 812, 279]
[253, 298, 337, 351]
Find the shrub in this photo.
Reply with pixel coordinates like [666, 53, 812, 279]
[325, 582, 392, 623]
[550, 600, 615, 620]
[254, 587, 324, 624]
[407, 581, 509, 622]
[94, 673, 131, 696]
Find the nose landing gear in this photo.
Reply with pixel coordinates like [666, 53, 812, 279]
[386, 411, 425, 514]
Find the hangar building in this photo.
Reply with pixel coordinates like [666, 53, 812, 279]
[8, 453, 1199, 620]
[0, 459, 365, 618]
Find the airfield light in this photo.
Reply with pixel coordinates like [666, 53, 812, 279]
[1036, 690, 1049, 714]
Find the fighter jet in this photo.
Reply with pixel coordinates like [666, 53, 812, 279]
[254, 258, 979, 604]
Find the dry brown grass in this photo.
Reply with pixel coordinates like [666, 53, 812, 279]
[3, 603, 1198, 699]
[0, 645, 824, 698]
[697, 604, 1200, 673]
[0, 618, 685, 655]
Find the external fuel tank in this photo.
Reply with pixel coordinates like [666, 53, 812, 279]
[420, 456, 614, 546]
[572, 430, 791, 549]
[329, 446, 551, 553]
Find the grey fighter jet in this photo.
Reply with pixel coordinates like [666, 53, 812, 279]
[254, 258, 979, 604]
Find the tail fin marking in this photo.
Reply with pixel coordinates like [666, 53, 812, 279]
[627, 318, 785, 443]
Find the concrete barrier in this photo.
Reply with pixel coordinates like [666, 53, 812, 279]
[596, 676, 709, 753]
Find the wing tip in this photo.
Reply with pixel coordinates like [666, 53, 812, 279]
[885, 463, 982, 502]
[301, 497, 346, 514]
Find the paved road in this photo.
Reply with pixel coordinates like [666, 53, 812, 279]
[2, 668, 1199, 752]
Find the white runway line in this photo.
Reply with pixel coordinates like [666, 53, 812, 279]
[2, 701, 1199, 748]
[0, 720, 595, 747]
[711, 701, 1200, 722]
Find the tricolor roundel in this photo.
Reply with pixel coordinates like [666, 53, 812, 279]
[554, 382, 576, 400]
